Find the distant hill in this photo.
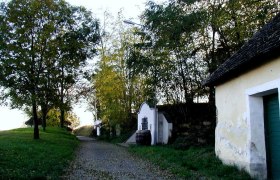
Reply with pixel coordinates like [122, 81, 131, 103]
[73, 125, 94, 137]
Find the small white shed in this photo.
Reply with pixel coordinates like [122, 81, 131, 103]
[137, 102, 172, 145]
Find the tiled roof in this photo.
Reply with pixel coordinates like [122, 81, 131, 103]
[203, 13, 280, 86]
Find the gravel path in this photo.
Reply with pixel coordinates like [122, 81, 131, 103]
[63, 137, 177, 180]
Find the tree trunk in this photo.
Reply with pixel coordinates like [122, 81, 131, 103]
[179, 59, 192, 103]
[208, 86, 215, 105]
[32, 100, 39, 139]
[41, 106, 47, 131]
[60, 66, 65, 128]
[60, 108, 65, 128]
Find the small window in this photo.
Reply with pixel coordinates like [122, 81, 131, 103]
[142, 117, 148, 130]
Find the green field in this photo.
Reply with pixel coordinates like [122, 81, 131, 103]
[0, 127, 79, 179]
[129, 145, 252, 179]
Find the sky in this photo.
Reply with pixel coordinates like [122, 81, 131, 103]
[65, 0, 166, 21]
[0, 0, 164, 130]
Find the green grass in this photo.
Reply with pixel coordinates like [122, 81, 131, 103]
[0, 127, 79, 179]
[73, 125, 93, 137]
[129, 145, 252, 179]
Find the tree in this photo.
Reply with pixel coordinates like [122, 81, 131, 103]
[0, 0, 58, 139]
[52, 5, 100, 128]
[24, 108, 80, 129]
[134, 1, 206, 104]
[139, 0, 279, 104]
[93, 11, 147, 135]
[45, 109, 80, 129]
[0, 0, 99, 139]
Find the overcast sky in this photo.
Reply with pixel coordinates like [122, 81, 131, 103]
[66, 0, 161, 21]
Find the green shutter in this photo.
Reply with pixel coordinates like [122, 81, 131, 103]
[264, 93, 280, 179]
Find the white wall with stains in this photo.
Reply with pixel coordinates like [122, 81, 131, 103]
[215, 57, 280, 179]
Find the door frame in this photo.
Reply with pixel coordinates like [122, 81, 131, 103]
[246, 78, 280, 178]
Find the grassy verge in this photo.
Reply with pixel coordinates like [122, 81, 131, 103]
[129, 145, 252, 179]
[0, 127, 79, 179]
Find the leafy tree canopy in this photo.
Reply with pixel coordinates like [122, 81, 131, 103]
[135, 0, 279, 104]
[0, 0, 100, 138]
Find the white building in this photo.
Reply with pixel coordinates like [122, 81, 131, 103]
[127, 102, 172, 145]
[93, 120, 102, 136]
[138, 102, 173, 145]
[204, 13, 280, 179]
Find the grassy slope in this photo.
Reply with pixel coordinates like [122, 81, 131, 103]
[73, 125, 93, 137]
[129, 145, 252, 180]
[0, 127, 79, 179]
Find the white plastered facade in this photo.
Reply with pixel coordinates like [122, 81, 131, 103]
[137, 102, 173, 145]
[137, 102, 157, 145]
[158, 112, 173, 144]
[215, 57, 280, 179]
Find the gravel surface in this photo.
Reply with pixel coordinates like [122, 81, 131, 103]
[63, 137, 178, 180]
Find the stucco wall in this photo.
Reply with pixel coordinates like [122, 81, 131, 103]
[215, 57, 280, 178]
[138, 103, 157, 145]
[158, 113, 172, 144]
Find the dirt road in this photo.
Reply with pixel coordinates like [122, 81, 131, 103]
[63, 136, 177, 180]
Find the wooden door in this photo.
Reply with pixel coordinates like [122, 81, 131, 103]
[264, 93, 280, 179]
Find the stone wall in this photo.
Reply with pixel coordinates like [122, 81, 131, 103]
[157, 103, 216, 148]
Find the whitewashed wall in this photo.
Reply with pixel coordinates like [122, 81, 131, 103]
[215, 58, 280, 179]
[138, 102, 157, 145]
[158, 112, 172, 144]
